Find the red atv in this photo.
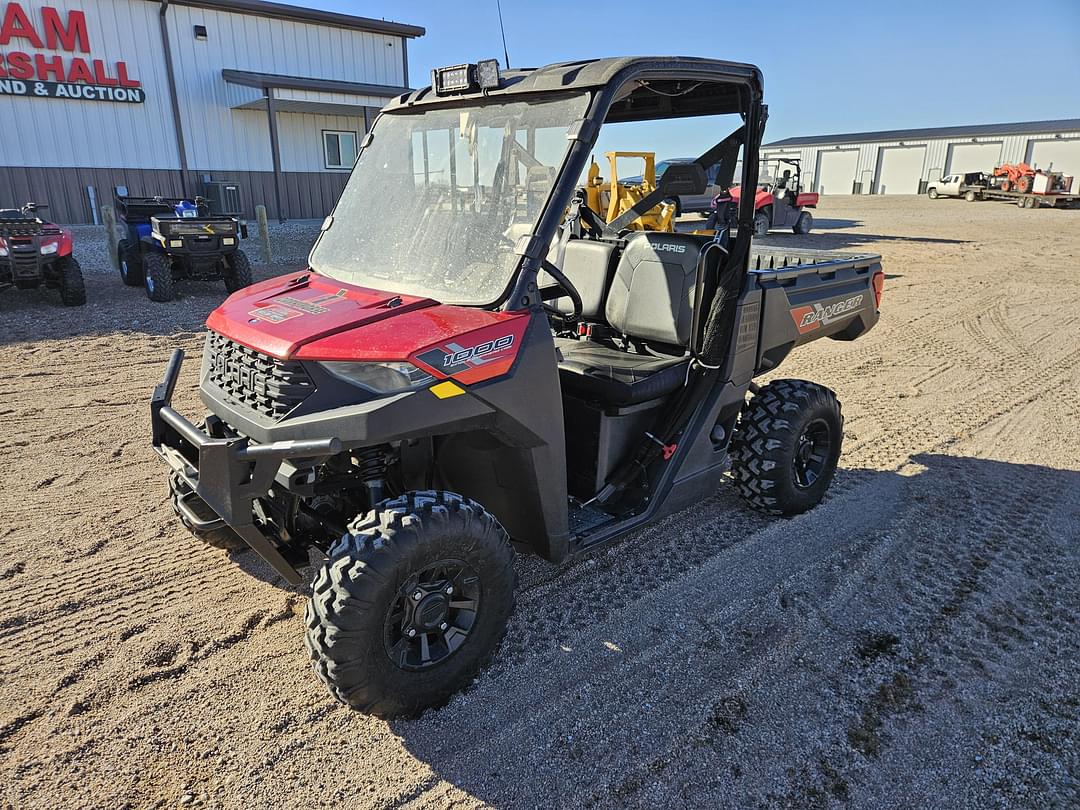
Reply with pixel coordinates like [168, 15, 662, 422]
[712, 157, 818, 236]
[0, 203, 85, 306]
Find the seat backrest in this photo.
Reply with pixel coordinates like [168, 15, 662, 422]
[604, 232, 709, 347]
[542, 238, 618, 321]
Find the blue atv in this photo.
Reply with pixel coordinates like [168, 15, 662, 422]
[114, 195, 252, 302]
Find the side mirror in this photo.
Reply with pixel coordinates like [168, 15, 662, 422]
[658, 163, 708, 196]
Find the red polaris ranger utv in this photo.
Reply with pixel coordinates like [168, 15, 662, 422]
[151, 57, 883, 717]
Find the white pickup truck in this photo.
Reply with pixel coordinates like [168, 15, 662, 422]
[926, 171, 988, 201]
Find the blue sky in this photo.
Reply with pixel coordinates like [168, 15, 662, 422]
[321, 0, 1080, 155]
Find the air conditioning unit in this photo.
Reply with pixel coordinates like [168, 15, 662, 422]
[202, 180, 243, 216]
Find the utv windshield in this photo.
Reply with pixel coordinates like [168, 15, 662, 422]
[309, 93, 591, 306]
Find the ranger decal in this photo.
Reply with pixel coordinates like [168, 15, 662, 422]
[789, 294, 864, 334]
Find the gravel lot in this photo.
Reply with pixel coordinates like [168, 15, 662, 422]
[1, 196, 1078, 808]
[70, 219, 323, 275]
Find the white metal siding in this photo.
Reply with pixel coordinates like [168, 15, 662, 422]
[1026, 138, 1080, 178]
[875, 146, 926, 194]
[277, 112, 365, 172]
[165, 4, 403, 172]
[0, 0, 179, 169]
[815, 150, 859, 195]
[0, 0, 405, 172]
[945, 142, 1002, 175]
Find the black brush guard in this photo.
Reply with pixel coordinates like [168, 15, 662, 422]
[151, 348, 340, 584]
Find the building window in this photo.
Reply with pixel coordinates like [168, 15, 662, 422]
[323, 130, 357, 170]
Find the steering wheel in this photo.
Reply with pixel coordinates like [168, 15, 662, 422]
[539, 259, 583, 321]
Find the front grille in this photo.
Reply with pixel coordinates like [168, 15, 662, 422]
[10, 244, 39, 279]
[205, 331, 315, 420]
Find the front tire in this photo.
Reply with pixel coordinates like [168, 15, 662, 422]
[144, 252, 175, 302]
[306, 491, 516, 718]
[927, 188, 939, 199]
[57, 256, 86, 306]
[118, 239, 144, 286]
[223, 249, 253, 293]
[729, 379, 843, 516]
[752, 211, 770, 237]
[793, 210, 813, 234]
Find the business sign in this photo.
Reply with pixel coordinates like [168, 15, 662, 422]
[0, 3, 144, 103]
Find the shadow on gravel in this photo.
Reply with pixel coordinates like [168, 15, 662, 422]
[784, 232, 973, 250]
[0, 263, 300, 345]
[384, 453, 1080, 808]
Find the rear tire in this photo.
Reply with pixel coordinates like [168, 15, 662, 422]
[144, 251, 174, 302]
[793, 210, 813, 234]
[305, 491, 516, 718]
[927, 188, 939, 199]
[223, 249, 253, 293]
[118, 239, 144, 286]
[729, 379, 843, 516]
[964, 190, 977, 202]
[168, 472, 246, 551]
[57, 256, 86, 306]
[752, 211, 770, 237]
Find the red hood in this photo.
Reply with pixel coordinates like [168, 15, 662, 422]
[727, 186, 773, 210]
[206, 273, 438, 359]
[206, 273, 531, 386]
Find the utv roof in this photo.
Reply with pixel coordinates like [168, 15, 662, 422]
[384, 56, 763, 122]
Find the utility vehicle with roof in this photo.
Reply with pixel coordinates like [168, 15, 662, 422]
[150, 57, 883, 718]
[115, 194, 252, 302]
[722, 156, 818, 235]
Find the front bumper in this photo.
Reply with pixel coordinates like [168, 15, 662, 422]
[151, 348, 341, 584]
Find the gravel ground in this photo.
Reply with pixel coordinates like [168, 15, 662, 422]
[69, 219, 322, 275]
[1, 195, 1078, 808]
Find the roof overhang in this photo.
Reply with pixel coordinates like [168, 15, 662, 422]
[223, 69, 409, 98]
[156, 0, 424, 38]
[224, 69, 408, 115]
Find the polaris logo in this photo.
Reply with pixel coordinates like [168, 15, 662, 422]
[655, 243, 686, 254]
[444, 334, 515, 367]
[790, 294, 865, 334]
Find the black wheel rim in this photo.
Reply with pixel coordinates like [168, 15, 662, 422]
[793, 418, 831, 489]
[383, 559, 481, 671]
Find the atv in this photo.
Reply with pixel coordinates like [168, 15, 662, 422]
[115, 194, 251, 302]
[151, 57, 883, 718]
[0, 203, 85, 306]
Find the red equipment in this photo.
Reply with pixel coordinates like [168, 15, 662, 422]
[994, 163, 1036, 193]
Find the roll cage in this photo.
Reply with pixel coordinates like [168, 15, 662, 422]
[375, 57, 767, 313]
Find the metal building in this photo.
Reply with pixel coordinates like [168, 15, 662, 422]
[762, 119, 1080, 196]
[0, 0, 424, 222]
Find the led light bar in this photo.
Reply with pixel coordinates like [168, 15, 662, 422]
[431, 59, 501, 95]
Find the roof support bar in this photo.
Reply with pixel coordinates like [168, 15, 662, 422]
[264, 89, 286, 223]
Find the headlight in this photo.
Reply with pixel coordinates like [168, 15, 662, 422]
[169, 239, 183, 248]
[319, 361, 434, 394]
[222, 237, 235, 245]
[40, 241, 59, 255]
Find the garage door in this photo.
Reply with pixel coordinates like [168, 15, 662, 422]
[1026, 139, 1080, 178]
[876, 146, 926, 194]
[815, 150, 858, 195]
[945, 142, 1002, 175]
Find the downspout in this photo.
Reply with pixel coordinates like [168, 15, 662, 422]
[265, 89, 286, 222]
[159, 0, 189, 196]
